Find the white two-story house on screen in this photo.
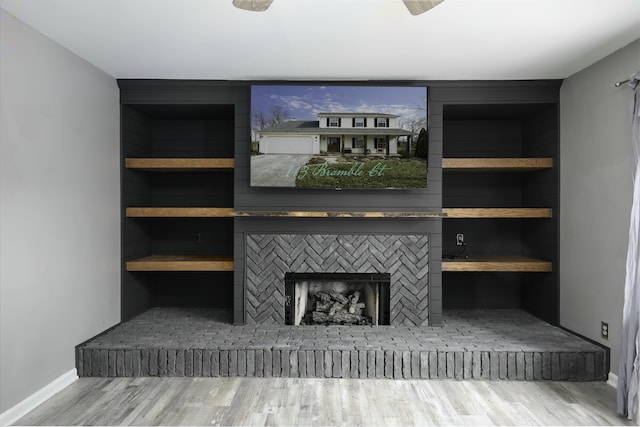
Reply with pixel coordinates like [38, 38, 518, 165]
[258, 112, 413, 155]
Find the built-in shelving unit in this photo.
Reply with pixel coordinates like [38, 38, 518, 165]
[120, 101, 235, 321]
[441, 102, 559, 323]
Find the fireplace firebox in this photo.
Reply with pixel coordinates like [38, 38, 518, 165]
[284, 273, 390, 325]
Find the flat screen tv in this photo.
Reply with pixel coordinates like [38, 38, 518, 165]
[250, 84, 428, 189]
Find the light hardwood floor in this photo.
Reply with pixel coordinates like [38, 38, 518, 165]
[15, 377, 631, 426]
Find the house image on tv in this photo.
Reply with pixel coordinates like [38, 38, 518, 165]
[257, 112, 414, 156]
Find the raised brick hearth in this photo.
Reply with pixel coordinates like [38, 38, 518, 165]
[76, 308, 607, 381]
[245, 234, 430, 326]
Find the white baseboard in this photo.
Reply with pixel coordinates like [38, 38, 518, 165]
[0, 369, 77, 427]
[608, 372, 618, 388]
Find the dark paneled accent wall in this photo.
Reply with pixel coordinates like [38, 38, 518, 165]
[118, 79, 560, 327]
[522, 106, 560, 324]
[121, 105, 153, 319]
[442, 118, 525, 308]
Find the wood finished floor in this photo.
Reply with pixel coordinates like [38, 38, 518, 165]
[15, 377, 631, 426]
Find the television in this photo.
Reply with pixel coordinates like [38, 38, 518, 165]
[250, 84, 428, 189]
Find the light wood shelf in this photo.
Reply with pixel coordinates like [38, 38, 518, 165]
[442, 256, 552, 272]
[442, 158, 553, 172]
[126, 255, 234, 272]
[126, 207, 235, 218]
[125, 158, 234, 171]
[442, 208, 552, 218]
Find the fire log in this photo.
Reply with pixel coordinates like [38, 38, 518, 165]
[310, 289, 370, 325]
[311, 311, 368, 325]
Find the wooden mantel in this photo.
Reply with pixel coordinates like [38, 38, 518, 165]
[233, 210, 445, 218]
[126, 208, 556, 219]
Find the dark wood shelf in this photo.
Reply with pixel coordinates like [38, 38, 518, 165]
[126, 255, 234, 272]
[442, 158, 553, 172]
[442, 256, 552, 272]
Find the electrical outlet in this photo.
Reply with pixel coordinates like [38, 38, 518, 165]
[456, 233, 464, 246]
[601, 321, 609, 339]
[193, 232, 201, 244]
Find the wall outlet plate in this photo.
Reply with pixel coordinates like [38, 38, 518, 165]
[601, 321, 609, 339]
[456, 233, 464, 246]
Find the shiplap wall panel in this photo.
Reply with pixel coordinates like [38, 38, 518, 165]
[149, 272, 234, 309]
[118, 80, 560, 325]
[152, 119, 234, 158]
[149, 218, 234, 256]
[521, 106, 560, 324]
[121, 105, 153, 320]
[149, 173, 234, 207]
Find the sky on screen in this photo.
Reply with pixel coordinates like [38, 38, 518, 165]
[251, 85, 427, 126]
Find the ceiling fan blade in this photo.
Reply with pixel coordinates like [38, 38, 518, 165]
[232, 0, 273, 12]
[402, 0, 445, 15]
[232, 0, 441, 15]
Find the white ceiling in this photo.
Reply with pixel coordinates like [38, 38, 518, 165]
[1, 0, 639, 81]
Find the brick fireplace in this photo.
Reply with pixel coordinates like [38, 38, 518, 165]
[245, 234, 430, 325]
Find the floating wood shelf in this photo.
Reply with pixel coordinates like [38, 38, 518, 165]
[125, 158, 234, 171]
[442, 256, 552, 272]
[442, 208, 552, 218]
[126, 207, 235, 218]
[233, 210, 444, 218]
[126, 255, 234, 272]
[442, 158, 553, 172]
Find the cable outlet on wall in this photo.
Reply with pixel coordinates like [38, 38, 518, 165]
[456, 233, 465, 246]
[601, 321, 609, 339]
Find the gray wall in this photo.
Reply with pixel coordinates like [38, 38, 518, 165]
[560, 39, 640, 375]
[0, 10, 120, 412]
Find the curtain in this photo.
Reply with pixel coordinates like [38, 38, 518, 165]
[618, 71, 640, 420]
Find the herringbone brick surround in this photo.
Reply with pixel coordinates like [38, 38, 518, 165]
[245, 234, 429, 325]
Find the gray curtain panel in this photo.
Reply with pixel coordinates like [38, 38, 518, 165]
[618, 71, 640, 420]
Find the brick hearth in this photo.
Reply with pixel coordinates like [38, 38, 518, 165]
[76, 308, 607, 381]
